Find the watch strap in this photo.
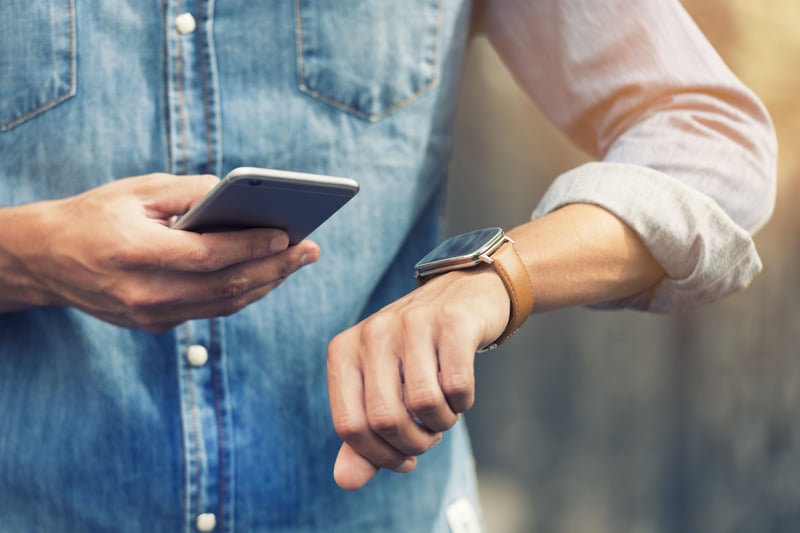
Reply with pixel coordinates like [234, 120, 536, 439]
[483, 239, 534, 351]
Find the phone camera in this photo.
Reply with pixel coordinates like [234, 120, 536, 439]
[248, 179, 262, 186]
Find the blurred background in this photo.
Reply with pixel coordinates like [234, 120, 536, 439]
[447, 2, 800, 532]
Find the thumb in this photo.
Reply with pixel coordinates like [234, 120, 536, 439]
[333, 443, 380, 491]
[134, 173, 220, 218]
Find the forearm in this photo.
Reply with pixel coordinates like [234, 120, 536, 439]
[508, 202, 664, 314]
[484, 0, 775, 312]
[326, 201, 666, 490]
[0, 203, 60, 312]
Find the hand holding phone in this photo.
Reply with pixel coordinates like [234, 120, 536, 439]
[2, 173, 320, 331]
[173, 167, 360, 243]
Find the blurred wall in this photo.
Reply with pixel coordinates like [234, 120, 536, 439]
[447, 2, 800, 532]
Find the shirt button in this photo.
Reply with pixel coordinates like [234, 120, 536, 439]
[186, 345, 209, 367]
[175, 12, 197, 35]
[196, 513, 217, 532]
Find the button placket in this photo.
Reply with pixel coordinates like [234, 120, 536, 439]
[164, 0, 222, 178]
[177, 319, 228, 533]
[166, 0, 229, 529]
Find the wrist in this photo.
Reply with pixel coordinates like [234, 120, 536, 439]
[415, 229, 534, 350]
[462, 264, 515, 349]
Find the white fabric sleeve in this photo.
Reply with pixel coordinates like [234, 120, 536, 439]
[483, 0, 777, 312]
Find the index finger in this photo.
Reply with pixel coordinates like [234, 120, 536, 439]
[151, 226, 295, 272]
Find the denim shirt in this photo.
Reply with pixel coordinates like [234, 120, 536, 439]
[0, 1, 776, 532]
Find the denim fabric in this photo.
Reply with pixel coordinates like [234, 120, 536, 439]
[0, 0, 775, 532]
[0, 1, 479, 531]
[0, 0, 76, 131]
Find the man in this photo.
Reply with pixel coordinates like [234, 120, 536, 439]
[0, 1, 775, 531]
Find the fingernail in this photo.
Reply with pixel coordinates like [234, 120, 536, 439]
[270, 234, 289, 253]
[299, 251, 318, 266]
[394, 458, 416, 473]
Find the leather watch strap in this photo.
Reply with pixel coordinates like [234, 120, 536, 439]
[416, 235, 534, 352]
[483, 239, 534, 351]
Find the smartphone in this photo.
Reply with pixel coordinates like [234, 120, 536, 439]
[173, 167, 360, 243]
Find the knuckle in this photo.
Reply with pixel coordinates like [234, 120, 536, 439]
[186, 246, 223, 272]
[405, 386, 442, 417]
[398, 309, 429, 337]
[441, 372, 474, 399]
[118, 285, 159, 310]
[366, 311, 397, 331]
[359, 313, 396, 344]
[442, 376, 475, 412]
[332, 414, 367, 442]
[367, 406, 401, 438]
[443, 376, 473, 397]
[456, 397, 475, 413]
[219, 274, 250, 300]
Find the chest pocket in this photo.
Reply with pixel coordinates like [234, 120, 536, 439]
[295, 0, 440, 122]
[0, 0, 76, 132]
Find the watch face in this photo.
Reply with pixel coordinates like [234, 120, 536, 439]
[415, 227, 505, 277]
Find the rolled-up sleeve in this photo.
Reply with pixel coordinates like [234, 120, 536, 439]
[483, 0, 777, 312]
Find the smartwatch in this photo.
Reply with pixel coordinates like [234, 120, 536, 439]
[414, 227, 534, 351]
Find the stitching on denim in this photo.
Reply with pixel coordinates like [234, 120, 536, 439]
[198, 0, 214, 175]
[175, 0, 188, 175]
[162, 0, 173, 172]
[294, 0, 306, 101]
[209, 319, 227, 532]
[178, 321, 188, 533]
[184, 324, 203, 526]
[0, 0, 77, 132]
[294, 0, 442, 122]
[187, 369, 203, 523]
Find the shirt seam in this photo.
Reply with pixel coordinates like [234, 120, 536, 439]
[198, 0, 214, 175]
[210, 319, 227, 533]
[185, 324, 203, 528]
[175, 0, 188, 175]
